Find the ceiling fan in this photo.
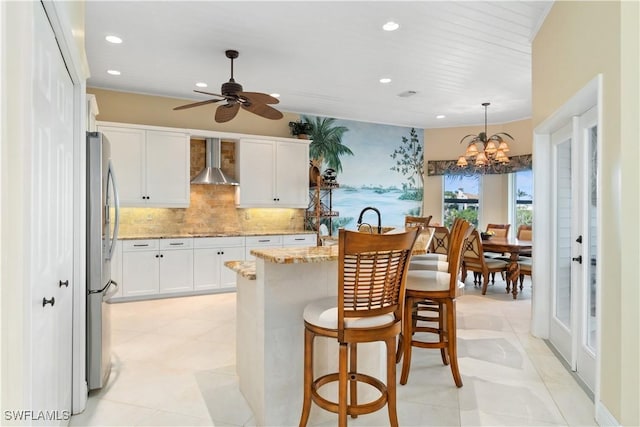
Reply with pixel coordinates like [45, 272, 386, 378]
[173, 50, 283, 123]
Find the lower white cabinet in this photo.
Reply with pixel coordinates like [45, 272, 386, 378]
[121, 238, 193, 297]
[245, 235, 283, 261]
[159, 239, 194, 294]
[194, 237, 245, 291]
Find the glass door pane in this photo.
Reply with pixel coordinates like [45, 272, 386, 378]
[586, 125, 598, 352]
[555, 139, 572, 328]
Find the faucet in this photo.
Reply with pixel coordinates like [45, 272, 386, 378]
[357, 207, 382, 234]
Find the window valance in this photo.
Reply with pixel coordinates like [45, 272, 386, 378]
[426, 154, 532, 177]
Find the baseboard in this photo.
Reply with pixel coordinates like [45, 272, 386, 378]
[596, 401, 620, 426]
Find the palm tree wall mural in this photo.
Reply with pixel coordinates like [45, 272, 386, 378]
[302, 116, 425, 231]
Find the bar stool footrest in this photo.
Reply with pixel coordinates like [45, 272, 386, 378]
[311, 372, 388, 416]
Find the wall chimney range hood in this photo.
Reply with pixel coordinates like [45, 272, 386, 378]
[192, 138, 238, 185]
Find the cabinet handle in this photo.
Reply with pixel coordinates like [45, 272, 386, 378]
[59, 280, 69, 288]
[42, 297, 55, 307]
[294, 238, 305, 241]
[169, 243, 184, 246]
[134, 244, 149, 247]
[258, 239, 270, 243]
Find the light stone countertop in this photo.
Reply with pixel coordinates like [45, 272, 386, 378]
[224, 261, 257, 280]
[118, 230, 316, 240]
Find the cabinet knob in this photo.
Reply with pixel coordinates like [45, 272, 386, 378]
[42, 297, 55, 307]
[155, 254, 159, 258]
[59, 280, 69, 288]
[160, 254, 164, 258]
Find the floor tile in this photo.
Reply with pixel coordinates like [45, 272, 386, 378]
[73, 283, 595, 427]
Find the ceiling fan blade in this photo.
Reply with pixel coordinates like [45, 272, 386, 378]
[173, 99, 222, 111]
[241, 101, 284, 120]
[193, 90, 227, 98]
[238, 92, 280, 105]
[215, 103, 240, 123]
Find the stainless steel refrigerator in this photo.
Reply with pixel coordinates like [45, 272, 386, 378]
[86, 131, 120, 390]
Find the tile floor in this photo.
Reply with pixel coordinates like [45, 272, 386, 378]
[70, 278, 597, 427]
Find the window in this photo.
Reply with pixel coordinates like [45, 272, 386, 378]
[443, 174, 481, 227]
[512, 169, 533, 229]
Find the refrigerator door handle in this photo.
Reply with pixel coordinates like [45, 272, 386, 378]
[107, 159, 120, 261]
[104, 280, 119, 300]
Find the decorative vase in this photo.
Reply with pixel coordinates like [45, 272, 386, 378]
[297, 134, 309, 140]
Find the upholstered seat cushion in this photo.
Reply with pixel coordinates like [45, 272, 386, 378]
[484, 258, 509, 269]
[411, 253, 447, 262]
[409, 259, 449, 271]
[303, 297, 396, 330]
[518, 257, 532, 273]
[405, 270, 464, 292]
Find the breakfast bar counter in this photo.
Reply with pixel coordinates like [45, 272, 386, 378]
[226, 245, 385, 426]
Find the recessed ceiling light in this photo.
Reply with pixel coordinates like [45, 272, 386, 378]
[195, 82, 208, 88]
[270, 93, 280, 98]
[436, 114, 446, 119]
[105, 35, 122, 44]
[107, 69, 121, 76]
[382, 21, 399, 31]
[379, 78, 392, 84]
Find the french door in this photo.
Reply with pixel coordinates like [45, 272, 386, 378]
[549, 106, 598, 392]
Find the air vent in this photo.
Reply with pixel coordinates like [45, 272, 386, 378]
[397, 90, 417, 98]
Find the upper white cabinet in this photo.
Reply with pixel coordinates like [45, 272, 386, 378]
[235, 138, 309, 208]
[97, 124, 190, 207]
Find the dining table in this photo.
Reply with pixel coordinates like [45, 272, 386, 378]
[481, 236, 533, 299]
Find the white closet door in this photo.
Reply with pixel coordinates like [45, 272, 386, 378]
[30, 3, 74, 418]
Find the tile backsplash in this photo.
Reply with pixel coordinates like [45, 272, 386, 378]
[117, 139, 306, 237]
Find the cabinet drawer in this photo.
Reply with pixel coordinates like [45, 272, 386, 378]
[194, 236, 244, 249]
[245, 235, 283, 246]
[283, 234, 317, 246]
[122, 239, 159, 251]
[159, 238, 193, 250]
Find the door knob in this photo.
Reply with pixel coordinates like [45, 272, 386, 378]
[572, 255, 583, 264]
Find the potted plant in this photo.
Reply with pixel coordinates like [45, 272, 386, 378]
[289, 120, 313, 139]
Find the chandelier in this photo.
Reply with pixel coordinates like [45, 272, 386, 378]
[457, 102, 514, 168]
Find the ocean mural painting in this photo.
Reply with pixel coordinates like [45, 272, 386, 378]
[305, 116, 425, 233]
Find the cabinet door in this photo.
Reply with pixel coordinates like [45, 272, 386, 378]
[193, 248, 222, 291]
[275, 140, 309, 207]
[122, 251, 159, 297]
[159, 249, 194, 294]
[236, 139, 276, 206]
[219, 246, 245, 289]
[145, 130, 190, 207]
[98, 126, 146, 206]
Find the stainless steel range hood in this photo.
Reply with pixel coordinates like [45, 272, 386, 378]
[192, 138, 238, 185]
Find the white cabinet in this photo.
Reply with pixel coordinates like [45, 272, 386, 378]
[283, 234, 317, 247]
[235, 138, 309, 208]
[245, 235, 283, 261]
[97, 124, 190, 207]
[122, 239, 160, 297]
[194, 237, 245, 291]
[121, 238, 194, 297]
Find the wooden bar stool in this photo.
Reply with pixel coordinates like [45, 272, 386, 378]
[298, 228, 420, 427]
[398, 219, 474, 387]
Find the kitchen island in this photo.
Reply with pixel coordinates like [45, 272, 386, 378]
[226, 245, 386, 426]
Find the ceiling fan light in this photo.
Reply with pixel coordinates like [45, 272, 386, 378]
[457, 156, 468, 167]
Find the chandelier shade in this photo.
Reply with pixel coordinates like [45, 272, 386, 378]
[457, 102, 514, 170]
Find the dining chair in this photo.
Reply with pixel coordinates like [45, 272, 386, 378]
[298, 227, 420, 427]
[411, 225, 449, 263]
[516, 225, 533, 257]
[398, 219, 474, 388]
[486, 223, 511, 237]
[461, 229, 509, 295]
[518, 257, 532, 290]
